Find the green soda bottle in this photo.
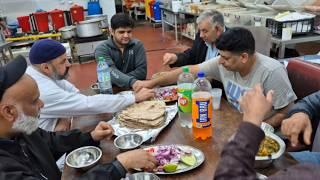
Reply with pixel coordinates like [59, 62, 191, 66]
[177, 66, 194, 128]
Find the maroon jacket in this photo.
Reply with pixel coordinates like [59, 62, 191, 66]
[214, 122, 320, 180]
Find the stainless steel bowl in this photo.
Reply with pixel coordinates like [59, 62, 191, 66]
[66, 146, 102, 170]
[126, 172, 160, 180]
[254, 159, 273, 169]
[114, 133, 143, 151]
[254, 132, 286, 169]
[91, 83, 100, 94]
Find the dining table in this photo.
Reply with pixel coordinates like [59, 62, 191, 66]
[62, 90, 297, 179]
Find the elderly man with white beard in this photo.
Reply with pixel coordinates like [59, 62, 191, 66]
[0, 56, 157, 180]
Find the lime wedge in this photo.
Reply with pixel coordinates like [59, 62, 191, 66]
[163, 163, 178, 173]
[181, 154, 196, 166]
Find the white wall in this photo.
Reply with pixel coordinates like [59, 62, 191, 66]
[0, 0, 115, 24]
[100, 0, 116, 24]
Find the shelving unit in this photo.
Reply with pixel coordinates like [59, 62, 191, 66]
[160, 6, 179, 42]
[179, 11, 198, 41]
[146, 15, 161, 28]
[180, 32, 195, 40]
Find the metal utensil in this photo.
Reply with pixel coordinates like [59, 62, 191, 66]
[76, 19, 102, 38]
[114, 133, 143, 151]
[126, 172, 160, 180]
[66, 146, 102, 171]
[59, 25, 76, 39]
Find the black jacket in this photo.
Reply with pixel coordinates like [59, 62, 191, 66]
[170, 27, 229, 68]
[170, 31, 226, 95]
[0, 128, 127, 180]
[170, 32, 207, 68]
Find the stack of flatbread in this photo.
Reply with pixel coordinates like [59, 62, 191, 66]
[117, 101, 166, 129]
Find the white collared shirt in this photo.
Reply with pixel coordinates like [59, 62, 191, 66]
[26, 66, 135, 131]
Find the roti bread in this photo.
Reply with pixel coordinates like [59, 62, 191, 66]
[117, 101, 166, 129]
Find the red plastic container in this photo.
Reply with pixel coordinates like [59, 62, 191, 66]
[34, 12, 49, 32]
[50, 9, 65, 30]
[149, 1, 155, 18]
[70, 5, 84, 23]
[17, 16, 31, 33]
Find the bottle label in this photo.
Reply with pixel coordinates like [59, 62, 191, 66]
[192, 97, 212, 128]
[97, 71, 110, 82]
[178, 88, 192, 113]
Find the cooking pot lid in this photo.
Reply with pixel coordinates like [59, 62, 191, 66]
[86, 14, 107, 19]
[59, 25, 75, 32]
[78, 19, 101, 24]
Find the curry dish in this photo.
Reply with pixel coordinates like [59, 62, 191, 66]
[257, 136, 280, 156]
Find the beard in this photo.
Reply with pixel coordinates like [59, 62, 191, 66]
[52, 66, 69, 80]
[12, 108, 39, 135]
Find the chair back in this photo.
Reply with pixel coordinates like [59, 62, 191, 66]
[287, 59, 320, 99]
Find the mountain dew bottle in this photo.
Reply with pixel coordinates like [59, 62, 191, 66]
[177, 66, 194, 128]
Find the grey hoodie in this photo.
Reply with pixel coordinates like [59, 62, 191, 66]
[95, 38, 147, 88]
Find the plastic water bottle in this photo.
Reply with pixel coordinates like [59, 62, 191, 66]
[177, 66, 194, 128]
[97, 56, 113, 94]
[192, 71, 212, 140]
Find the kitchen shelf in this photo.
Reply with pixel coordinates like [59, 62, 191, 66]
[181, 32, 195, 40]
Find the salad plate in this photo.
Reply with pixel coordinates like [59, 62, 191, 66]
[117, 88, 178, 103]
[142, 144, 205, 174]
[155, 85, 178, 103]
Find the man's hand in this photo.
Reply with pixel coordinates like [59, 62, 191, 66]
[134, 88, 155, 103]
[239, 84, 273, 127]
[54, 118, 71, 131]
[163, 53, 178, 66]
[116, 149, 157, 171]
[90, 121, 114, 141]
[281, 112, 312, 147]
[132, 80, 154, 92]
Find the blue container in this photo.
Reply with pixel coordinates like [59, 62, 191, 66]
[153, 2, 161, 20]
[88, 1, 102, 15]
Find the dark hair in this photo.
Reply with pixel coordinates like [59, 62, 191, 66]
[216, 27, 255, 55]
[111, 13, 134, 30]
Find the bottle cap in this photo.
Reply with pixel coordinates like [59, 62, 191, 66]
[182, 66, 189, 73]
[197, 71, 205, 78]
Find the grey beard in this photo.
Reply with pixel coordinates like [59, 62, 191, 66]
[52, 67, 69, 80]
[12, 111, 39, 135]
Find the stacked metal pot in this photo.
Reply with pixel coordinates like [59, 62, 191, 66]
[59, 14, 108, 39]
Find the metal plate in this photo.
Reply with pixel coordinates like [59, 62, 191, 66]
[142, 144, 205, 175]
[255, 131, 286, 161]
[108, 104, 178, 143]
[256, 172, 268, 180]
